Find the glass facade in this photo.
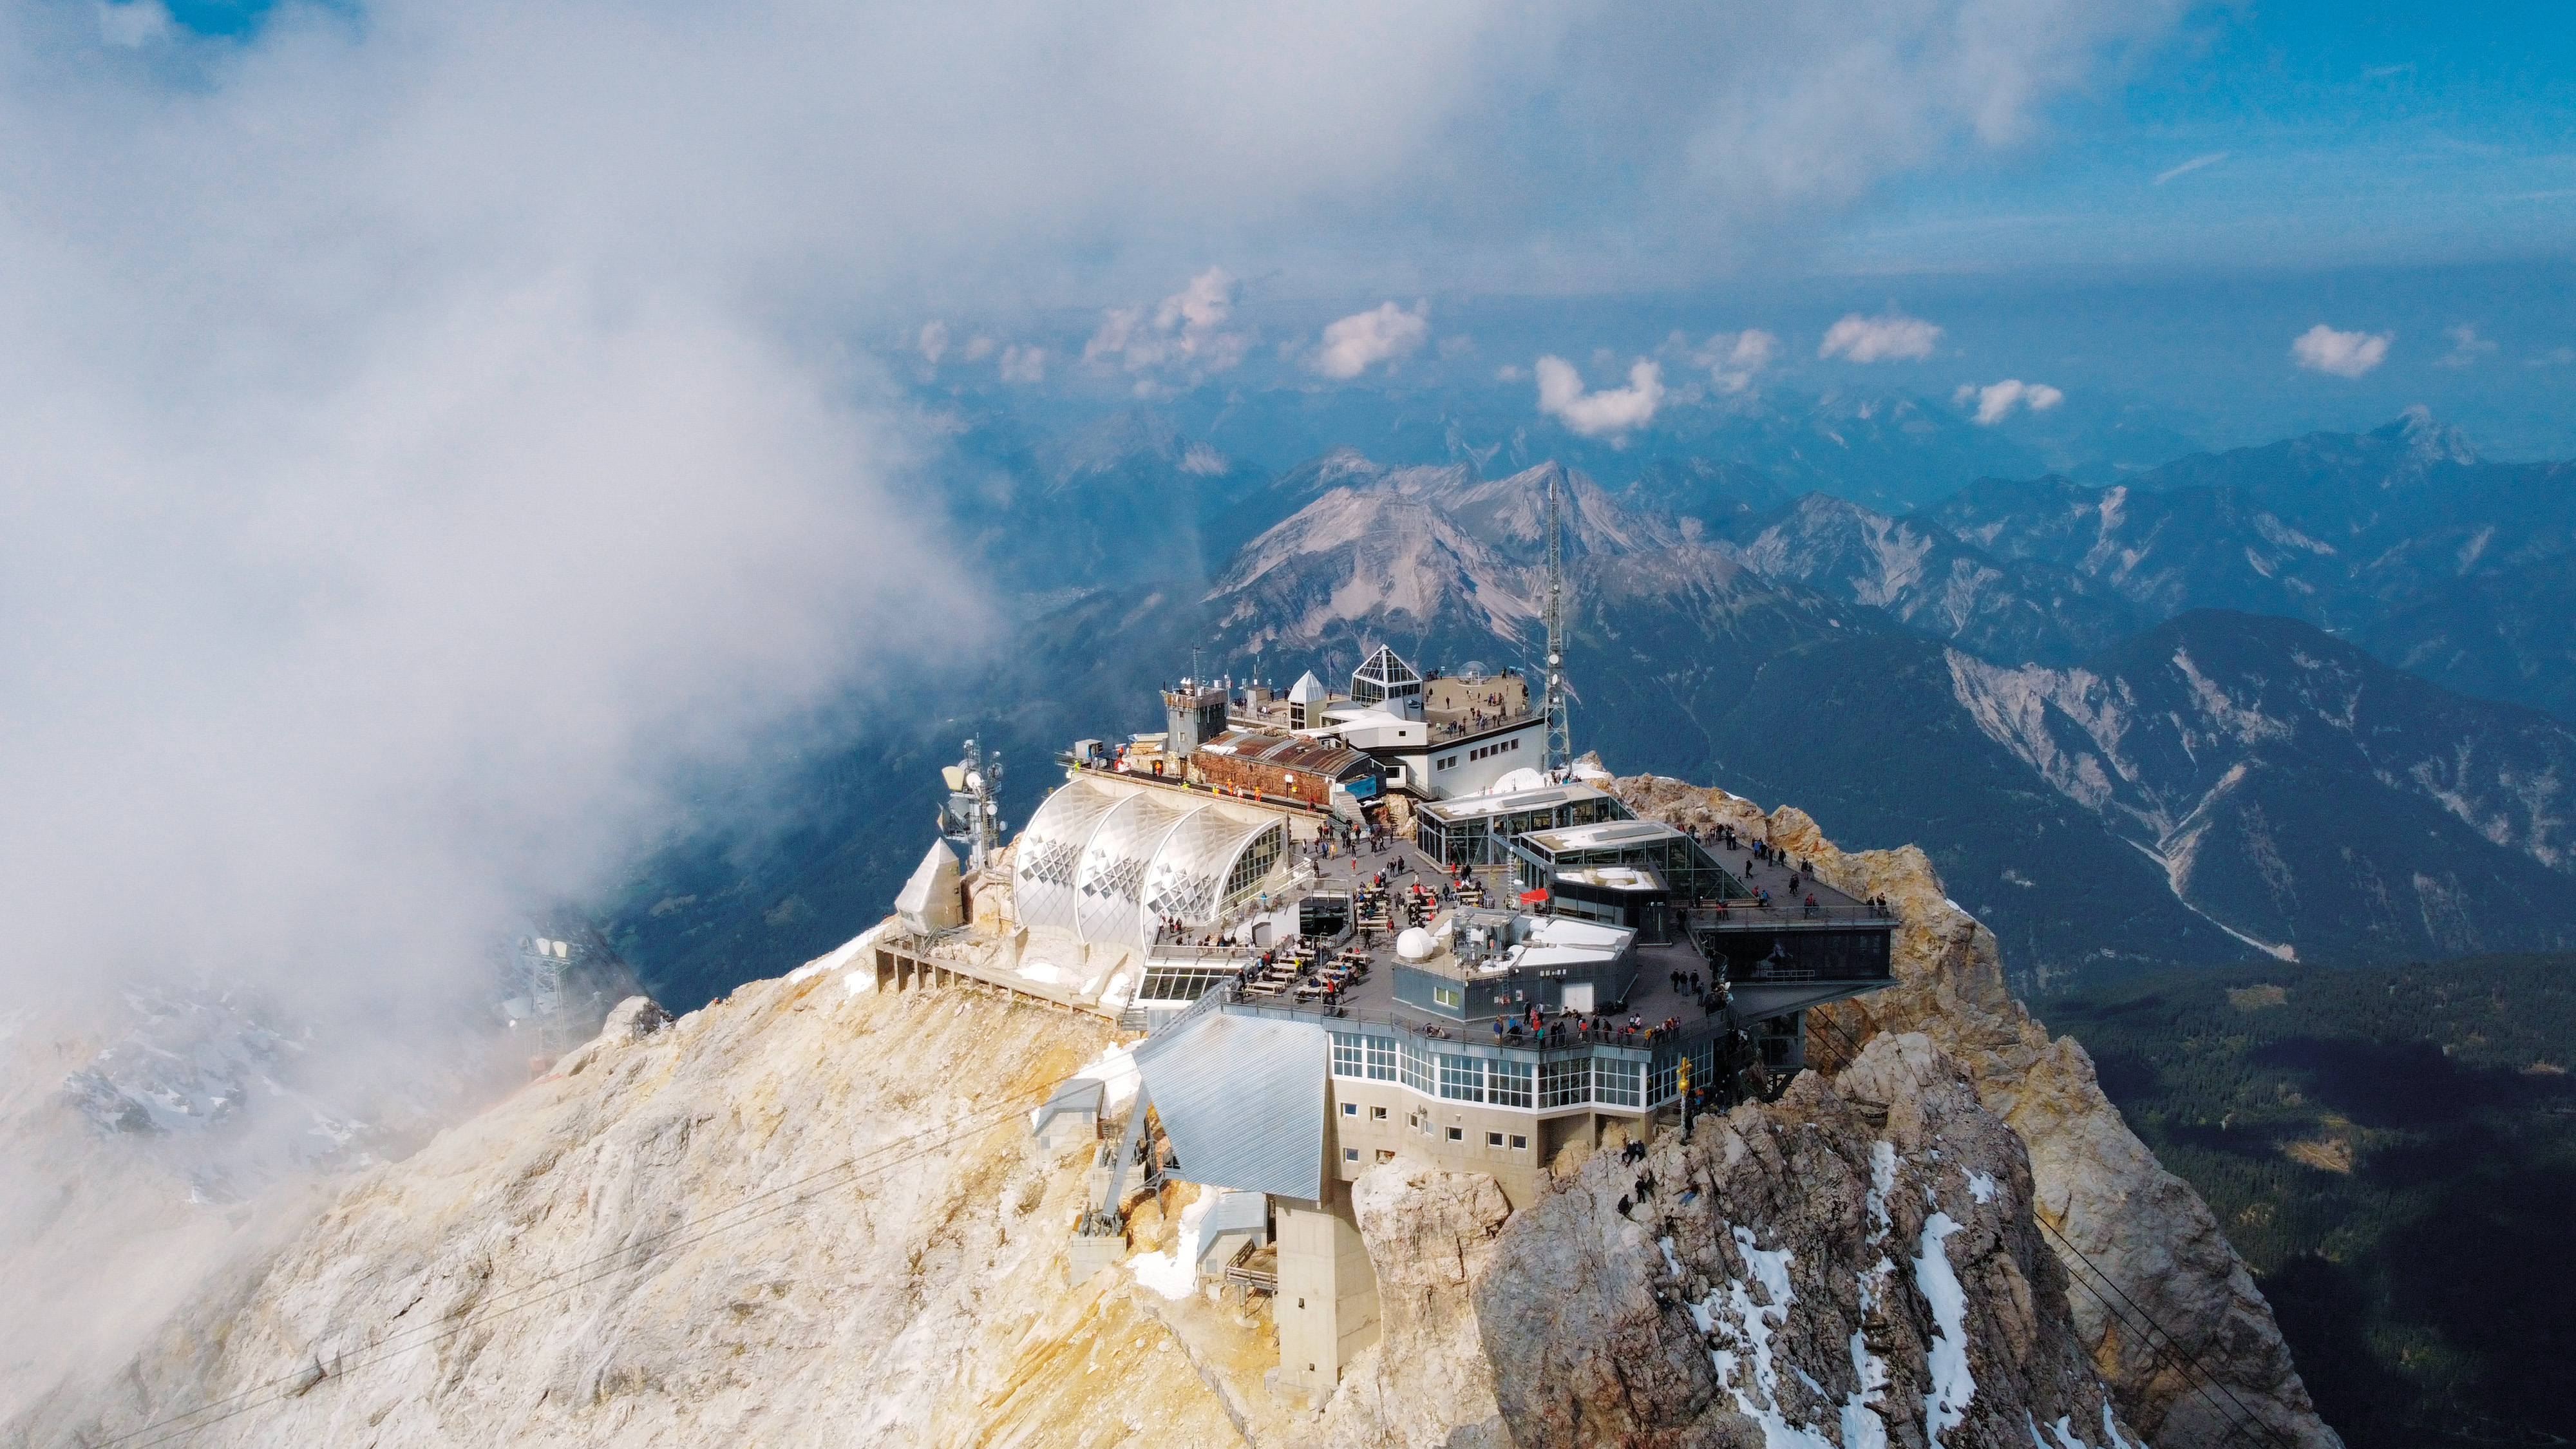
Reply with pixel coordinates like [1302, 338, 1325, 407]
[1303, 1027, 1668, 1113]
[1331, 1031, 1365, 1077]
[1412, 786, 1631, 867]
[1437, 1052, 1483, 1101]
[1399, 1037, 1434, 1094]
[1538, 1055, 1589, 1109]
[1593, 1057, 1643, 1108]
[1509, 824, 1748, 902]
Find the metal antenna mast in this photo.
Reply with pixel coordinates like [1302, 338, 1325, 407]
[1543, 467, 1571, 774]
[940, 738, 1005, 873]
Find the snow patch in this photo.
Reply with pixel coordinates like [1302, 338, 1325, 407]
[1070, 1041, 1142, 1112]
[1915, 1213, 1975, 1448]
[1967, 1171, 1996, 1205]
[793, 918, 892, 986]
[1128, 1188, 1216, 1300]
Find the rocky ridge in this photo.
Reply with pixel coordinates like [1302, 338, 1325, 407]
[14, 775, 2345, 1448]
[1605, 767, 2342, 1449]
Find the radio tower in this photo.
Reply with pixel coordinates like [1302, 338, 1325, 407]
[1543, 468, 1571, 775]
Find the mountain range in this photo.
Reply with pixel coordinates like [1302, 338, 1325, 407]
[603, 401, 2576, 1004]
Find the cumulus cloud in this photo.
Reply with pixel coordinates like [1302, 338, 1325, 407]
[1954, 378, 2064, 424]
[1535, 355, 1663, 438]
[2291, 324, 2393, 377]
[1308, 300, 1430, 379]
[2438, 325, 2496, 368]
[1085, 267, 1250, 377]
[1691, 328, 1779, 392]
[918, 319, 951, 365]
[1819, 311, 1942, 362]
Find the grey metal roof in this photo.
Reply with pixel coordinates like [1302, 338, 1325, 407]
[1520, 819, 1687, 852]
[1035, 1075, 1103, 1128]
[1133, 1010, 1327, 1200]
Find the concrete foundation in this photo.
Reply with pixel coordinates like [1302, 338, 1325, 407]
[1271, 1181, 1379, 1403]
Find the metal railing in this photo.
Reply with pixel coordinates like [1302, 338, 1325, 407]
[1691, 903, 1900, 927]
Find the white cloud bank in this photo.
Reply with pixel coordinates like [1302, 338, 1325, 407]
[2291, 324, 2393, 377]
[1819, 311, 1943, 362]
[1536, 356, 1663, 437]
[1309, 301, 1430, 379]
[1955, 378, 2063, 424]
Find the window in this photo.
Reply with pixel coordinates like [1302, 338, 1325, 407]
[1331, 1032, 1365, 1078]
[1509, 1134, 1528, 1150]
[1594, 1057, 1643, 1108]
[1399, 1038, 1434, 1094]
[1485, 1131, 1504, 1148]
[1370, 1106, 1388, 1121]
[1343, 1147, 1359, 1162]
[1487, 1058, 1533, 1109]
[1438, 1053, 1484, 1102]
[1222, 822, 1287, 909]
[1539, 1056, 1589, 1109]
[1432, 986, 1461, 1009]
[1341, 1101, 1358, 1116]
[1365, 1036, 1396, 1081]
[1446, 1126, 1464, 1141]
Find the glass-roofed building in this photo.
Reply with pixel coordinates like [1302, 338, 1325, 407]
[1412, 782, 1629, 866]
[1505, 819, 1750, 904]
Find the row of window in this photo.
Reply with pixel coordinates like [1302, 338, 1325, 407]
[1468, 738, 1522, 762]
[1336, 1099, 1530, 1159]
[1331, 1031, 1641, 1108]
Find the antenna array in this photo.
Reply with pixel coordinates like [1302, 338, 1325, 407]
[940, 738, 1006, 872]
[1543, 468, 1571, 773]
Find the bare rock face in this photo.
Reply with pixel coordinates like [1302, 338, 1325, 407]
[11, 971, 1256, 1449]
[1332, 1033, 2140, 1449]
[1608, 770, 2343, 1449]
[1320, 1164, 1514, 1448]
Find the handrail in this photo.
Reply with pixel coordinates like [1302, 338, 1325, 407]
[1692, 904, 1900, 927]
[1214, 994, 1709, 1059]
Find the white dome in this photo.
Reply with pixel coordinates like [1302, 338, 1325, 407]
[1395, 927, 1437, 961]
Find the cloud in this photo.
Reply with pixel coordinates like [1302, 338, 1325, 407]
[2154, 151, 2228, 185]
[1818, 311, 1942, 362]
[918, 320, 950, 365]
[2291, 324, 2393, 377]
[2438, 325, 2496, 368]
[1084, 267, 1249, 377]
[0, 0, 2201, 1398]
[1307, 301, 1430, 379]
[1690, 328, 1779, 393]
[1535, 355, 1663, 437]
[95, 0, 169, 46]
[1954, 378, 2064, 424]
[999, 343, 1047, 383]
[1493, 363, 1527, 382]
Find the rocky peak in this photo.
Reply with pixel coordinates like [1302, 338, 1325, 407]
[1607, 769, 2345, 1449]
[1324, 1032, 2140, 1448]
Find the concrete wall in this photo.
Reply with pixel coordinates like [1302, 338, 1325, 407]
[1324, 1079, 1618, 1211]
[1273, 1182, 1378, 1402]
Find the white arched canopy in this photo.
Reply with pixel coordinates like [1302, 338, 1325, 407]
[1016, 779, 1289, 951]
